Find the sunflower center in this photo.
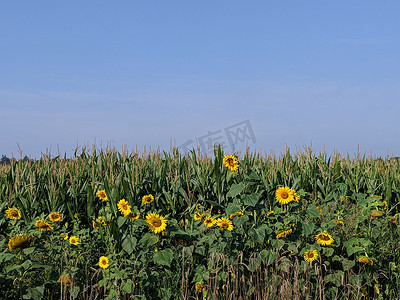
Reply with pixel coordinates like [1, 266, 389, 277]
[307, 252, 314, 258]
[320, 234, 330, 241]
[152, 219, 162, 227]
[281, 192, 289, 199]
[221, 221, 228, 227]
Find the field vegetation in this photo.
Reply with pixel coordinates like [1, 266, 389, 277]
[0, 146, 399, 299]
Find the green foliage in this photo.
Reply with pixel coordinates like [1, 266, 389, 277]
[0, 146, 399, 299]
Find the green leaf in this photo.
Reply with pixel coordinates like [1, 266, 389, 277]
[270, 239, 285, 249]
[153, 249, 174, 267]
[23, 247, 35, 255]
[122, 281, 133, 293]
[233, 214, 249, 227]
[306, 204, 320, 218]
[260, 250, 278, 266]
[242, 193, 259, 207]
[248, 226, 265, 243]
[139, 233, 159, 246]
[302, 222, 315, 236]
[117, 216, 126, 228]
[226, 182, 245, 198]
[226, 203, 241, 217]
[122, 236, 137, 255]
[322, 247, 335, 257]
[23, 285, 44, 300]
[0, 253, 14, 263]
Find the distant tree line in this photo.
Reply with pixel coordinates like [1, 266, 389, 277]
[0, 155, 35, 164]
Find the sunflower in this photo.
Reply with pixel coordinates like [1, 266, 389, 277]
[146, 212, 167, 233]
[275, 187, 295, 205]
[194, 212, 206, 221]
[142, 194, 154, 204]
[266, 210, 274, 218]
[92, 219, 100, 230]
[69, 236, 79, 246]
[223, 155, 239, 171]
[49, 212, 61, 222]
[292, 189, 300, 202]
[35, 220, 53, 232]
[204, 216, 216, 227]
[60, 232, 69, 240]
[335, 220, 344, 228]
[382, 201, 388, 211]
[315, 232, 334, 246]
[96, 190, 108, 201]
[125, 211, 140, 220]
[195, 282, 207, 293]
[229, 211, 243, 220]
[304, 250, 318, 262]
[195, 203, 201, 210]
[276, 228, 293, 239]
[8, 234, 32, 251]
[216, 217, 234, 231]
[358, 256, 373, 266]
[117, 199, 131, 216]
[58, 275, 72, 286]
[99, 256, 109, 269]
[5, 207, 22, 220]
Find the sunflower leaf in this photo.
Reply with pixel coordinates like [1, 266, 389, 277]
[122, 237, 137, 255]
[153, 248, 173, 267]
[226, 182, 245, 198]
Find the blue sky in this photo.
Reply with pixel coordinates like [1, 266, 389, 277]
[1, 1, 400, 159]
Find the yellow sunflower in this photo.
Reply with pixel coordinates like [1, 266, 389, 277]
[335, 220, 344, 228]
[194, 212, 206, 221]
[142, 194, 154, 204]
[315, 232, 334, 246]
[275, 187, 295, 205]
[358, 256, 373, 266]
[229, 211, 243, 220]
[49, 212, 61, 222]
[35, 220, 53, 232]
[292, 189, 300, 202]
[69, 236, 79, 246]
[117, 199, 131, 216]
[216, 217, 234, 231]
[276, 228, 293, 239]
[204, 216, 216, 227]
[382, 201, 388, 211]
[99, 256, 109, 269]
[223, 155, 239, 171]
[92, 219, 100, 230]
[304, 250, 318, 262]
[60, 232, 69, 240]
[5, 207, 22, 220]
[125, 211, 140, 220]
[8, 234, 32, 251]
[146, 212, 167, 233]
[266, 210, 274, 218]
[96, 190, 108, 201]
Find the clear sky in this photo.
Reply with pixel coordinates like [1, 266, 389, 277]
[1, 1, 400, 159]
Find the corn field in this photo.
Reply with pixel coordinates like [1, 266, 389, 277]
[0, 146, 399, 299]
